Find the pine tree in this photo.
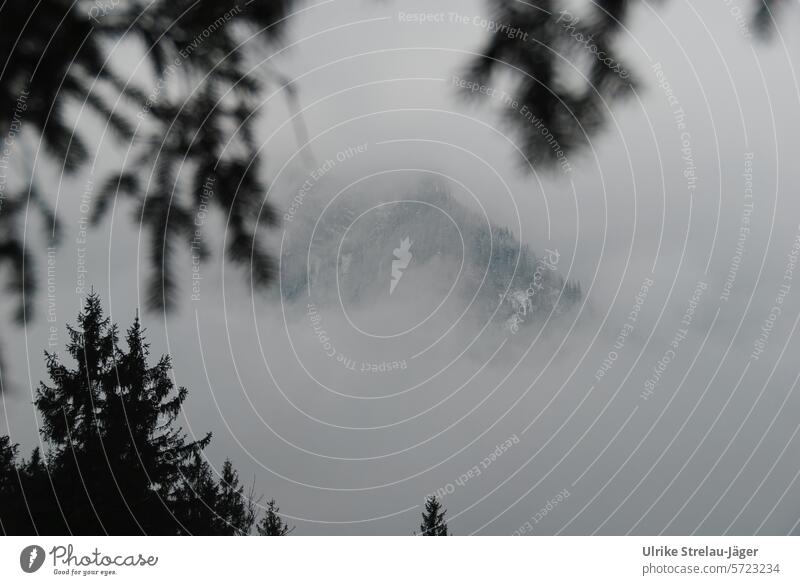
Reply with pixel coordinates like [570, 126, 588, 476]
[0, 436, 16, 495]
[34, 293, 119, 533]
[35, 293, 117, 452]
[257, 499, 293, 535]
[0, 293, 254, 535]
[215, 460, 257, 535]
[172, 454, 222, 535]
[418, 495, 448, 536]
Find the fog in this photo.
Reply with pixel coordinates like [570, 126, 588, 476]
[3, 0, 800, 534]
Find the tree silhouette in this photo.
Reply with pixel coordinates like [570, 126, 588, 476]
[417, 495, 449, 536]
[0, 437, 20, 533]
[0, 0, 293, 383]
[0, 293, 282, 535]
[257, 498, 293, 535]
[216, 460, 258, 535]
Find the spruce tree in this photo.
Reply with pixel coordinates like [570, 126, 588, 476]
[257, 499, 293, 535]
[0, 436, 16, 496]
[418, 495, 448, 536]
[103, 312, 214, 534]
[172, 454, 222, 535]
[0, 437, 19, 532]
[0, 293, 241, 534]
[215, 460, 256, 535]
[34, 293, 119, 533]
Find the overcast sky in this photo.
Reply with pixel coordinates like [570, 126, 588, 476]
[3, 0, 800, 534]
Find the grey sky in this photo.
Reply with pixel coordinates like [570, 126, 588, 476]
[3, 0, 800, 534]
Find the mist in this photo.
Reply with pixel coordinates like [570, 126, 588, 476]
[2, 0, 800, 535]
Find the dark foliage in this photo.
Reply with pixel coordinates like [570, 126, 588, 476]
[752, 0, 785, 36]
[462, 0, 785, 171]
[0, 0, 289, 332]
[0, 293, 284, 535]
[257, 499, 294, 535]
[417, 495, 448, 536]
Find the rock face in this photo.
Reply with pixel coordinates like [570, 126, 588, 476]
[279, 178, 580, 330]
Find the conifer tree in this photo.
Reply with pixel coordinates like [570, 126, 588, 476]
[215, 460, 257, 535]
[17, 448, 62, 534]
[418, 495, 448, 536]
[172, 454, 222, 535]
[0, 292, 256, 535]
[257, 499, 293, 535]
[0, 437, 19, 532]
[0, 437, 16, 495]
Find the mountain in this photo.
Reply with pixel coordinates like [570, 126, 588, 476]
[278, 178, 580, 331]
